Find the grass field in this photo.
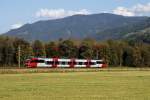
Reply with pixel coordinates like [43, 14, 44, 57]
[0, 71, 150, 100]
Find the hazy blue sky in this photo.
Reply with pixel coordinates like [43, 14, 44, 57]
[0, 0, 150, 33]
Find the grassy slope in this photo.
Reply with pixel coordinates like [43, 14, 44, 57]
[0, 71, 150, 100]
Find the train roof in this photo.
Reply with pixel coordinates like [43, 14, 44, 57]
[30, 58, 103, 62]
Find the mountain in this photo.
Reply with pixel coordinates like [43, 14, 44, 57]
[124, 27, 150, 43]
[4, 13, 150, 41]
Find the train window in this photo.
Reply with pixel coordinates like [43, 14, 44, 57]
[61, 62, 66, 65]
[97, 61, 105, 64]
[46, 61, 53, 65]
[46, 61, 59, 65]
[78, 62, 83, 65]
[30, 60, 44, 63]
[84, 62, 88, 65]
[89, 62, 96, 65]
[55, 61, 59, 64]
[68, 62, 71, 65]
[37, 60, 45, 63]
[97, 61, 102, 64]
[73, 62, 76, 64]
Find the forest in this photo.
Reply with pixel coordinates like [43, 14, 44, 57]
[0, 36, 150, 67]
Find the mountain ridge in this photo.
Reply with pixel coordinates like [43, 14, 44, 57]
[4, 13, 150, 42]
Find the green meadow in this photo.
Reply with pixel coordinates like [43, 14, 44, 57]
[0, 71, 150, 100]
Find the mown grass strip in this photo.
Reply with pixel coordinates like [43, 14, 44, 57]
[0, 67, 150, 74]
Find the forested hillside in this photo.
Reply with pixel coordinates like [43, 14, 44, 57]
[4, 13, 150, 42]
[0, 36, 149, 67]
[124, 27, 150, 43]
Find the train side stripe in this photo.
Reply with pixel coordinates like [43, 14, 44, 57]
[52, 58, 58, 68]
[86, 59, 91, 68]
[69, 59, 76, 68]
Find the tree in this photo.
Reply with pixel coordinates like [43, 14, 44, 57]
[107, 40, 119, 66]
[32, 40, 46, 57]
[13, 38, 33, 66]
[17, 45, 33, 66]
[0, 35, 149, 67]
[59, 40, 77, 58]
[115, 41, 126, 66]
[78, 39, 95, 59]
[0, 37, 15, 66]
[45, 41, 59, 58]
[132, 47, 142, 67]
[141, 46, 150, 67]
[98, 44, 110, 64]
[122, 46, 134, 67]
[0, 36, 5, 65]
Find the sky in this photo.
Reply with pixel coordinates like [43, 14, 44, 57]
[0, 0, 150, 33]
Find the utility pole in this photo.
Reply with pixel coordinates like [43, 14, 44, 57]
[96, 50, 98, 60]
[18, 45, 21, 68]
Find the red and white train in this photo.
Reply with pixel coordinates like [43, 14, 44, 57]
[25, 58, 107, 68]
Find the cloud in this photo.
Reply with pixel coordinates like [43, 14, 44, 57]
[113, 7, 135, 16]
[113, 3, 150, 16]
[36, 9, 90, 19]
[133, 3, 150, 13]
[11, 23, 23, 29]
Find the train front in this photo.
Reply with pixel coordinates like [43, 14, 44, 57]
[25, 58, 38, 68]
